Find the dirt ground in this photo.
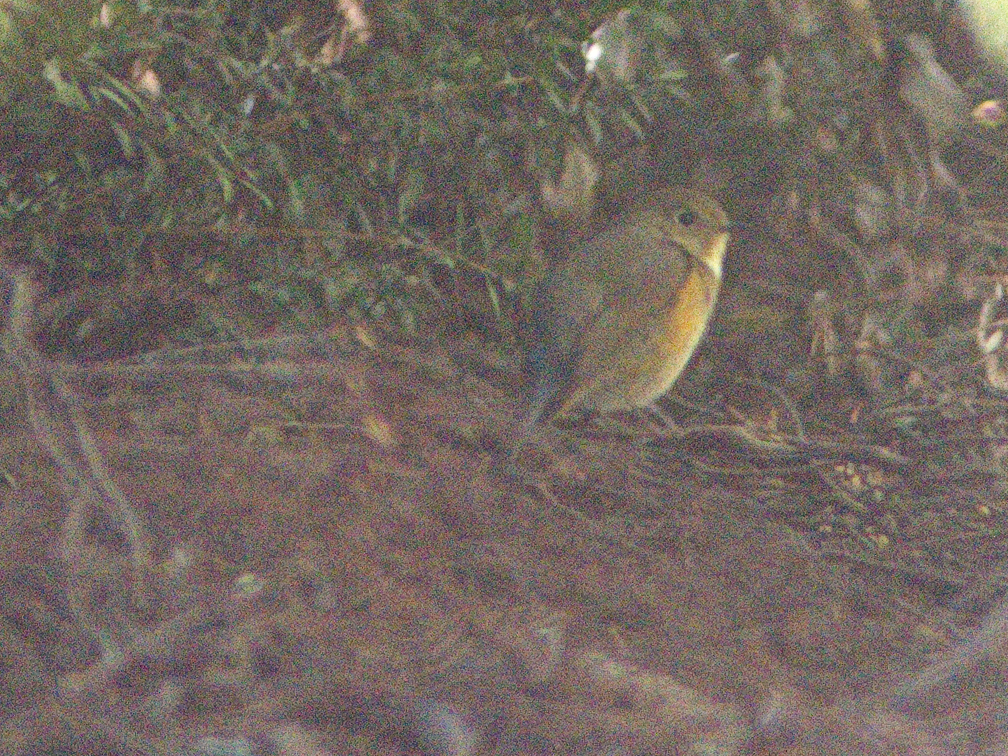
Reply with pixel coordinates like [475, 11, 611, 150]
[3, 249, 1008, 756]
[5, 14, 1008, 749]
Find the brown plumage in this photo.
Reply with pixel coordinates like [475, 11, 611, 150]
[516, 187, 731, 440]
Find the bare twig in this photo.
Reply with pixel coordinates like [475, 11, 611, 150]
[1, 265, 154, 639]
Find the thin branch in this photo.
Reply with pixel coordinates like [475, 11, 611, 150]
[2, 265, 154, 632]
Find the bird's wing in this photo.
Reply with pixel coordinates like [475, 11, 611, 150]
[571, 258, 695, 395]
[520, 217, 691, 422]
[518, 268, 602, 428]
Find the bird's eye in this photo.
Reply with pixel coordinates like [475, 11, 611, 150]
[676, 209, 698, 227]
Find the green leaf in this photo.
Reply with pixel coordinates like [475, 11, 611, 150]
[461, 51, 482, 73]
[540, 80, 568, 115]
[109, 120, 134, 158]
[287, 176, 308, 223]
[102, 75, 148, 112]
[43, 60, 89, 109]
[203, 153, 235, 203]
[618, 107, 646, 140]
[240, 177, 273, 210]
[0, 8, 21, 51]
[5, 0, 43, 12]
[139, 140, 164, 191]
[453, 202, 466, 256]
[486, 277, 501, 319]
[584, 101, 604, 145]
[629, 91, 654, 123]
[397, 168, 423, 226]
[94, 85, 135, 114]
[500, 70, 524, 96]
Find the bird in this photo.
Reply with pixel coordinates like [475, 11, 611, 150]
[513, 186, 731, 444]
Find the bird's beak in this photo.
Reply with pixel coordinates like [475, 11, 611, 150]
[701, 232, 730, 278]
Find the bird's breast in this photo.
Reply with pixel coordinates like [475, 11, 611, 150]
[639, 267, 720, 401]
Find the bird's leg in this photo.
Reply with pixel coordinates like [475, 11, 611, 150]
[645, 403, 687, 437]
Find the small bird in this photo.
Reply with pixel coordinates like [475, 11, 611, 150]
[514, 187, 731, 442]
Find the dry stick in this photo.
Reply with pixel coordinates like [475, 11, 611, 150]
[4, 270, 102, 645]
[60, 329, 343, 371]
[50, 325, 459, 386]
[55, 371, 153, 597]
[2, 266, 153, 631]
[648, 421, 910, 468]
[58, 599, 239, 698]
[2, 270, 243, 756]
[2, 269, 159, 755]
[2, 267, 295, 754]
[50, 330, 356, 392]
[49, 599, 241, 756]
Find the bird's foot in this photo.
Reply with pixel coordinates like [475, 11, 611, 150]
[645, 403, 687, 438]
